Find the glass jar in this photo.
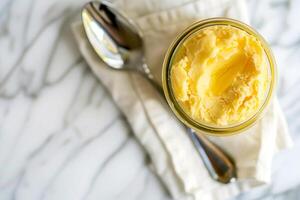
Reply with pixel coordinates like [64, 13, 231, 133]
[162, 18, 276, 136]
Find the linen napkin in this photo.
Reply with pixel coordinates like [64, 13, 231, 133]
[72, 0, 293, 199]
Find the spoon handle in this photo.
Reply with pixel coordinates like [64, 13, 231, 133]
[141, 63, 236, 183]
[188, 129, 236, 183]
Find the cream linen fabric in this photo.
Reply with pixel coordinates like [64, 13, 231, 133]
[72, 0, 293, 199]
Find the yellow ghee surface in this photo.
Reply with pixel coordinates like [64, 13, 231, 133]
[171, 25, 270, 126]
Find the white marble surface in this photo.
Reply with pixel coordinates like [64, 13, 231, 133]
[0, 0, 300, 199]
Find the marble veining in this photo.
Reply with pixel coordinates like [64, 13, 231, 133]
[0, 0, 299, 199]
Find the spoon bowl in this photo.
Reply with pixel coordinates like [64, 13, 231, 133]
[82, 1, 144, 70]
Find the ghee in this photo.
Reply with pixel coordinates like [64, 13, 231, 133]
[170, 25, 270, 126]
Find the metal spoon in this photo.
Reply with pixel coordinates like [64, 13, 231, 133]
[81, 1, 236, 183]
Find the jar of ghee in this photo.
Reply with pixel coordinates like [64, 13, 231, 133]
[162, 18, 276, 136]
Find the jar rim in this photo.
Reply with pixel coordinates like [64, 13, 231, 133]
[162, 17, 277, 136]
